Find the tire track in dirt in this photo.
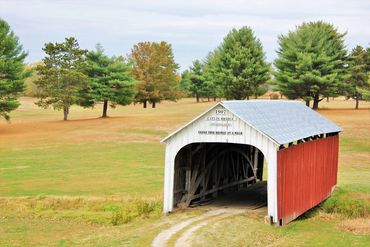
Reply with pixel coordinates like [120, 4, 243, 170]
[151, 209, 245, 247]
[151, 209, 229, 247]
[174, 209, 245, 247]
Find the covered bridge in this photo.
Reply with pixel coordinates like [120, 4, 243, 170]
[161, 100, 341, 225]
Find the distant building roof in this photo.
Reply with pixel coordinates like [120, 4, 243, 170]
[221, 100, 342, 145]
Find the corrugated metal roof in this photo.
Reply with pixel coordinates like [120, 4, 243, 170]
[221, 100, 342, 145]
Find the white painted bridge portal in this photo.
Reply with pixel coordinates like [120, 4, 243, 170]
[161, 102, 279, 222]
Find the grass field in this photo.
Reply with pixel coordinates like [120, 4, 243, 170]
[0, 97, 369, 246]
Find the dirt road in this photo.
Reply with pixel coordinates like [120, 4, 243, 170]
[152, 183, 268, 247]
[151, 208, 246, 247]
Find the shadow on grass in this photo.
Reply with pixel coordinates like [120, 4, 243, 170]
[295, 204, 322, 222]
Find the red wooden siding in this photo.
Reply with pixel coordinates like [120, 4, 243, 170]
[277, 135, 339, 224]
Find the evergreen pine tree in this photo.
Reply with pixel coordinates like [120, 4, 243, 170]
[274, 21, 347, 109]
[345, 45, 369, 109]
[179, 70, 192, 97]
[188, 60, 206, 102]
[0, 19, 28, 120]
[214, 27, 270, 100]
[84, 44, 137, 117]
[34, 37, 88, 120]
[203, 51, 223, 101]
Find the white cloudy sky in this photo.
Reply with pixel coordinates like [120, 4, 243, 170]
[1, 0, 369, 70]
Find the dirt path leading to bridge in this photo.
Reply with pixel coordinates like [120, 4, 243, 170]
[152, 182, 268, 247]
[173, 209, 246, 247]
[151, 209, 245, 247]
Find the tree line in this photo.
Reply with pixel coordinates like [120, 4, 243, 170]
[0, 18, 180, 120]
[34, 38, 181, 120]
[1, 18, 370, 121]
[181, 21, 370, 109]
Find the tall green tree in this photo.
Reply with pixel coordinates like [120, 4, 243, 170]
[274, 21, 347, 109]
[203, 50, 224, 101]
[183, 58, 220, 103]
[34, 37, 88, 120]
[179, 70, 192, 97]
[188, 60, 206, 102]
[0, 18, 28, 120]
[130, 41, 180, 108]
[345, 45, 370, 109]
[84, 44, 137, 117]
[212, 27, 270, 100]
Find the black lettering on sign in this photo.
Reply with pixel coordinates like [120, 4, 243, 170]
[198, 130, 243, 136]
[205, 116, 220, 121]
[215, 109, 226, 115]
[205, 116, 236, 122]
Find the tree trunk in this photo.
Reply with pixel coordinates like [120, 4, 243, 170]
[152, 101, 156, 108]
[102, 100, 108, 117]
[246, 95, 250, 100]
[312, 94, 320, 110]
[355, 96, 359, 109]
[207, 97, 210, 102]
[63, 107, 69, 121]
[213, 97, 216, 101]
[143, 100, 147, 108]
[305, 99, 310, 107]
[326, 97, 329, 102]
[196, 95, 200, 103]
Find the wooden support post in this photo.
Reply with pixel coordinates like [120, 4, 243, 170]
[185, 147, 191, 193]
[231, 153, 238, 191]
[212, 159, 218, 198]
[253, 147, 259, 181]
[201, 145, 206, 201]
[237, 155, 242, 190]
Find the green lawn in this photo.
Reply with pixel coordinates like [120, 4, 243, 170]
[0, 142, 164, 197]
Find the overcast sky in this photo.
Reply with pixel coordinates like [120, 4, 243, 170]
[1, 0, 369, 71]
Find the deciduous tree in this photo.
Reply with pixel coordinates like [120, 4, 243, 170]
[0, 18, 28, 120]
[274, 21, 347, 109]
[34, 37, 87, 120]
[130, 41, 180, 108]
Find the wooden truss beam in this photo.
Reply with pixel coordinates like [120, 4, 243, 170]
[177, 143, 263, 208]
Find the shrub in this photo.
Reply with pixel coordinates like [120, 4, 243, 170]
[111, 207, 123, 225]
[134, 200, 159, 218]
[110, 206, 134, 225]
[109, 199, 162, 225]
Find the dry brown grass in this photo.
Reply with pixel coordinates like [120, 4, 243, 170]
[338, 218, 370, 234]
[1, 96, 368, 147]
[0, 97, 214, 149]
